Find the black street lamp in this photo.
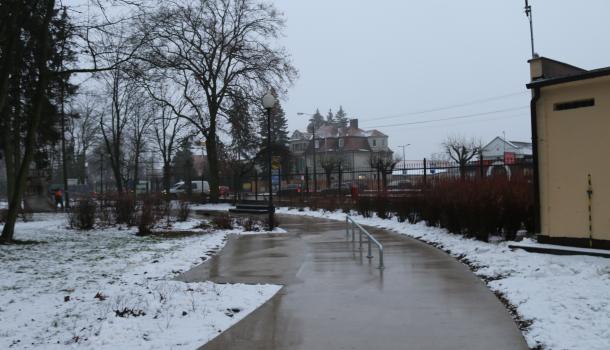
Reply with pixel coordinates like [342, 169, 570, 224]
[262, 91, 277, 230]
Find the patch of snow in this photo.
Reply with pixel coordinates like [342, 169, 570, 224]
[512, 239, 610, 256]
[190, 203, 235, 211]
[277, 207, 610, 350]
[0, 213, 280, 349]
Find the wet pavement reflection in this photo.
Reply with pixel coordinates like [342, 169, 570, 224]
[179, 215, 528, 350]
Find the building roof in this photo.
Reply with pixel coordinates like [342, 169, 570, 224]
[481, 136, 532, 156]
[527, 57, 610, 88]
[307, 136, 373, 153]
[291, 126, 387, 140]
[365, 130, 387, 137]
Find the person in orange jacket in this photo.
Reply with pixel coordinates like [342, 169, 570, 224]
[54, 189, 64, 210]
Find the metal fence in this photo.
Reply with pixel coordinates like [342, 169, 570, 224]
[230, 159, 533, 203]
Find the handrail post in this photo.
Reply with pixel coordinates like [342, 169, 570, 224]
[346, 215, 385, 269]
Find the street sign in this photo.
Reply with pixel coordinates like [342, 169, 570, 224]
[271, 156, 281, 170]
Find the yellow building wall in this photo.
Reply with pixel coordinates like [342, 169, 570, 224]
[537, 75, 610, 241]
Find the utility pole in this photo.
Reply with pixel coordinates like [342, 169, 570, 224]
[398, 144, 410, 172]
[297, 112, 318, 192]
[524, 0, 536, 58]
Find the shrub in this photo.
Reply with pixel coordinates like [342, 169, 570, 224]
[68, 198, 97, 230]
[115, 194, 136, 226]
[137, 200, 156, 236]
[264, 214, 280, 229]
[347, 174, 533, 243]
[239, 217, 259, 232]
[356, 197, 372, 218]
[176, 196, 190, 222]
[373, 196, 391, 220]
[212, 213, 233, 229]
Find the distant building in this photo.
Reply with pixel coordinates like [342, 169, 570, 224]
[481, 136, 532, 164]
[528, 56, 610, 249]
[288, 119, 392, 178]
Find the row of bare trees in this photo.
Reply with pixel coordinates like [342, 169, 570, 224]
[0, 0, 296, 243]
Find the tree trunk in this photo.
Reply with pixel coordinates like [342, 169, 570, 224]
[133, 147, 140, 192]
[205, 123, 220, 203]
[325, 171, 332, 189]
[382, 171, 388, 192]
[163, 162, 171, 194]
[60, 83, 70, 208]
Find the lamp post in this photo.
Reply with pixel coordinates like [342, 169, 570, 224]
[197, 138, 206, 200]
[262, 91, 277, 230]
[297, 112, 317, 193]
[398, 144, 411, 175]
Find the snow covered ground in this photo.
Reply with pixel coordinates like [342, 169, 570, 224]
[0, 214, 281, 349]
[276, 207, 610, 350]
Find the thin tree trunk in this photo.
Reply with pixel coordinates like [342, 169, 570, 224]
[163, 162, 171, 194]
[60, 81, 70, 208]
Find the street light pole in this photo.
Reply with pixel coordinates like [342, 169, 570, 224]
[199, 139, 205, 200]
[297, 112, 317, 193]
[262, 91, 277, 230]
[398, 144, 411, 162]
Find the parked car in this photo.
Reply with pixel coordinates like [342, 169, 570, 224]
[320, 183, 351, 195]
[387, 180, 414, 190]
[169, 181, 210, 197]
[277, 183, 302, 196]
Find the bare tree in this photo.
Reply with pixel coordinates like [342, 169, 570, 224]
[320, 153, 342, 189]
[370, 152, 400, 192]
[140, 0, 297, 202]
[126, 91, 153, 189]
[443, 135, 481, 179]
[150, 102, 190, 194]
[69, 95, 101, 183]
[98, 64, 139, 193]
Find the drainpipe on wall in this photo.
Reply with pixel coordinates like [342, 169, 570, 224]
[530, 87, 541, 234]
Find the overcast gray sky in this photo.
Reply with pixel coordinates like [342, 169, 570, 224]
[274, 0, 610, 159]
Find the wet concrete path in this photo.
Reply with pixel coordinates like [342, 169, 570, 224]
[179, 215, 529, 350]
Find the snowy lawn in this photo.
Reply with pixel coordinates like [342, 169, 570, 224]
[0, 213, 281, 349]
[277, 207, 610, 350]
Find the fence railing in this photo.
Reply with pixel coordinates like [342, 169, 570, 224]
[346, 215, 384, 269]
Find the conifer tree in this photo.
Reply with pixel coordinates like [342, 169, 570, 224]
[307, 108, 325, 133]
[335, 105, 349, 128]
[326, 108, 334, 124]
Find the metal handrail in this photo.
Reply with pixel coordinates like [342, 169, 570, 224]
[345, 215, 384, 269]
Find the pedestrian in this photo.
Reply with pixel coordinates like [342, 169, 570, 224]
[351, 183, 359, 201]
[54, 189, 64, 211]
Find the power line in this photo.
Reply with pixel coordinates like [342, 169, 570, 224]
[390, 113, 529, 131]
[359, 91, 528, 123]
[365, 106, 529, 129]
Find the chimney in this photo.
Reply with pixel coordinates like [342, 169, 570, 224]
[349, 119, 358, 129]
